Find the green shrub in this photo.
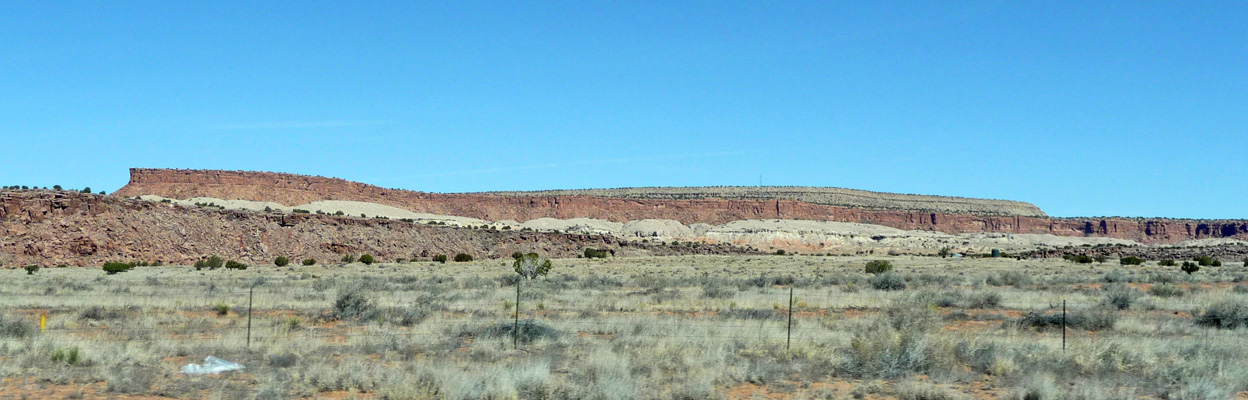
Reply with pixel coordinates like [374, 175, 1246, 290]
[1148, 283, 1184, 298]
[393, 305, 431, 327]
[774, 249, 786, 255]
[1212, 260, 1223, 267]
[23, 265, 39, 275]
[720, 308, 777, 320]
[701, 283, 735, 299]
[841, 324, 929, 378]
[1195, 255, 1216, 266]
[482, 320, 560, 344]
[1195, 300, 1248, 329]
[966, 292, 1002, 309]
[193, 260, 207, 270]
[268, 352, 298, 368]
[292, 209, 310, 214]
[583, 248, 609, 259]
[1119, 256, 1144, 265]
[334, 210, 345, 216]
[274, 256, 289, 267]
[81, 187, 91, 194]
[1181, 261, 1200, 275]
[869, 272, 907, 291]
[896, 382, 969, 400]
[359, 254, 374, 265]
[301, 258, 316, 266]
[1019, 308, 1117, 331]
[1102, 269, 1130, 283]
[0, 315, 35, 338]
[50, 346, 80, 365]
[102, 262, 133, 275]
[79, 307, 123, 321]
[332, 290, 375, 320]
[215, 303, 230, 316]
[1101, 284, 1136, 310]
[432, 254, 448, 263]
[864, 260, 894, 275]
[341, 254, 356, 263]
[1159, 259, 1177, 266]
[206, 255, 223, 270]
[454, 253, 473, 262]
[224, 260, 247, 270]
[986, 271, 1032, 288]
[1063, 254, 1093, 263]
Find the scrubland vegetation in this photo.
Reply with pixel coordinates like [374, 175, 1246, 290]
[2, 255, 1248, 398]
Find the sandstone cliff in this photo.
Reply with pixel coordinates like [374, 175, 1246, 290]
[484, 186, 1046, 217]
[112, 169, 1248, 244]
[0, 191, 739, 267]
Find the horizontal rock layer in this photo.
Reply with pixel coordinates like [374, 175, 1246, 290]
[113, 169, 1248, 244]
[0, 191, 736, 267]
[483, 186, 1046, 217]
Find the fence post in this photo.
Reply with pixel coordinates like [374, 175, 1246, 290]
[247, 284, 254, 350]
[514, 279, 521, 350]
[786, 286, 794, 350]
[1061, 300, 1066, 353]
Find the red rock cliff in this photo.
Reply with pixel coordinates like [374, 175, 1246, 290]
[2, 191, 735, 267]
[113, 169, 1248, 244]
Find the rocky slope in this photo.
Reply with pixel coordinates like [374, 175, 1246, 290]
[484, 186, 1046, 217]
[0, 191, 746, 267]
[114, 169, 1248, 244]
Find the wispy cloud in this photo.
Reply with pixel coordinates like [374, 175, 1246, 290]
[409, 150, 747, 179]
[208, 120, 392, 131]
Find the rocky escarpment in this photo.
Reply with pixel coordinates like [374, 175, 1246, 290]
[112, 169, 1248, 244]
[484, 186, 1046, 217]
[0, 191, 746, 267]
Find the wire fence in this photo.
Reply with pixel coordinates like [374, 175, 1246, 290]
[5, 284, 1243, 351]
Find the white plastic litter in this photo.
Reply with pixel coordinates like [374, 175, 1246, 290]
[180, 356, 244, 375]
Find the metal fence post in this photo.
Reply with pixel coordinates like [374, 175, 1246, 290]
[514, 279, 521, 350]
[786, 286, 794, 350]
[247, 284, 254, 350]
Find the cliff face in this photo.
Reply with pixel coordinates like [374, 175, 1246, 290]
[0, 191, 733, 267]
[483, 186, 1047, 217]
[113, 169, 1248, 244]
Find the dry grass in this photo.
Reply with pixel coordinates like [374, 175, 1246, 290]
[1, 255, 1247, 398]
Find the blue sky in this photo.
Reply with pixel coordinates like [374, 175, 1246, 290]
[1, 2, 1244, 218]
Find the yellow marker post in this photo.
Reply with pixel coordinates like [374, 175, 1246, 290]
[40, 314, 47, 331]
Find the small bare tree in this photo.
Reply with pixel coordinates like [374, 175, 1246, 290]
[514, 253, 552, 279]
[511, 253, 552, 348]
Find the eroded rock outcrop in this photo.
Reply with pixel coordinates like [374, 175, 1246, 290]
[0, 191, 744, 267]
[111, 169, 1248, 244]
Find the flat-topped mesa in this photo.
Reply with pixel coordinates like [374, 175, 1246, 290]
[1, 190, 700, 267]
[483, 187, 1046, 217]
[115, 168, 1043, 216]
[111, 168, 1248, 243]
